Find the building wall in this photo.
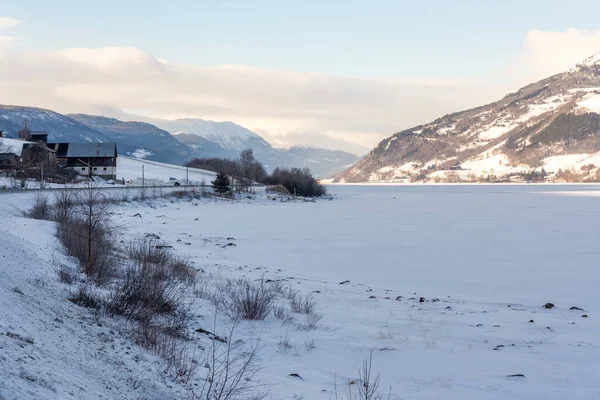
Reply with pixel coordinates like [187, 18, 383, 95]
[72, 166, 117, 179]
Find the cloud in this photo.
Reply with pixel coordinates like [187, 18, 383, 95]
[2, 30, 597, 150]
[0, 36, 17, 45]
[516, 28, 600, 83]
[0, 46, 507, 148]
[0, 17, 19, 29]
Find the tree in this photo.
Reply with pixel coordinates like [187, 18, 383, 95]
[238, 149, 267, 191]
[78, 184, 117, 281]
[212, 171, 232, 194]
[263, 167, 327, 197]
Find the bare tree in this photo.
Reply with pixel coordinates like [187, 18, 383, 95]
[56, 183, 119, 283]
[78, 184, 115, 278]
[238, 149, 266, 192]
[53, 186, 76, 223]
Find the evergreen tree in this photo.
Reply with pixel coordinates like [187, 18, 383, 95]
[211, 171, 232, 194]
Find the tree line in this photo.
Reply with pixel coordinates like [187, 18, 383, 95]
[186, 149, 327, 197]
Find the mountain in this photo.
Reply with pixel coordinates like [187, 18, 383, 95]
[153, 119, 358, 177]
[0, 105, 359, 177]
[172, 132, 232, 158]
[175, 130, 359, 177]
[277, 146, 360, 177]
[158, 119, 273, 154]
[85, 108, 363, 177]
[68, 114, 195, 165]
[0, 105, 110, 142]
[335, 52, 600, 183]
[167, 119, 275, 163]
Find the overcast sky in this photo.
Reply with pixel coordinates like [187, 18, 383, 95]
[2, 0, 600, 154]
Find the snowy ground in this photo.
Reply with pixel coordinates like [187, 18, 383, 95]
[2, 185, 600, 399]
[117, 156, 216, 185]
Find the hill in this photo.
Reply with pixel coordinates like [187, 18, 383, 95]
[335, 52, 600, 183]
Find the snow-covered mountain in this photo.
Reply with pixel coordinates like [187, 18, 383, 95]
[158, 119, 273, 154]
[336, 52, 600, 183]
[0, 106, 359, 177]
[68, 115, 196, 165]
[156, 119, 359, 177]
[0, 106, 110, 143]
[277, 145, 360, 177]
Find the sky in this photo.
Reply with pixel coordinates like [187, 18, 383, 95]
[1, 0, 600, 154]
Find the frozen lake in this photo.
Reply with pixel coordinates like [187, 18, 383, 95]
[181, 184, 600, 309]
[116, 184, 600, 399]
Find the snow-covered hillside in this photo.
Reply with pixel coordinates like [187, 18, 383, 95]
[336, 52, 600, 183]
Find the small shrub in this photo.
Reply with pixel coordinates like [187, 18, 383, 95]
[225, 279, 276, 321]
[267, 279, 285, 294]
[109, 261, 188, 323]
[57, 218, 118, 284]
[58, 265, 75, 284]
[283, 286, 299, 301]
[53, 188, 76, 223]
[304, 339, 317, 350]
[69, 286, 105, 309]
[130, 319, 195, 383]
[169, 257, 197, 286]
[128, 238, 172, 266]
[273, 304, 290, 320]
[26, 193, 52, 220]
[278, 332, 293, 354]
[304, 311, 323, 330]
[290, 294, 317, 314]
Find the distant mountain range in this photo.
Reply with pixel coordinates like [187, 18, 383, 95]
[68, 114, 196, 165]
[335, 52, 600, 183]
[0, 106, 360, 178]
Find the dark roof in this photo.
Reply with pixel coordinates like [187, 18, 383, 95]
[65, 143, 117, 158]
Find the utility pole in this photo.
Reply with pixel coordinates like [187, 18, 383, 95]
[142, 165, 145, 187]
[186, 165, 189, 186]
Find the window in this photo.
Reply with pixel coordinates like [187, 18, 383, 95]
[103, 167, 107, 171]
[93, 167, 97, 171]
[82, 167, 85, 171]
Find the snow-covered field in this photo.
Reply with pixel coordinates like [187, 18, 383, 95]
[2, 185, 600, 399]
[117, 156, 216, 184]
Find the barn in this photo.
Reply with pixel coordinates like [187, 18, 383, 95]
[47, 142, 118, 179]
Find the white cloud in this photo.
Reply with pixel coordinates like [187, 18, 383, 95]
[0, 46, 506, 148]
[0, 36, 17, 45]
[0, 17, 19, 29]
[516, 28, 600, 82]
